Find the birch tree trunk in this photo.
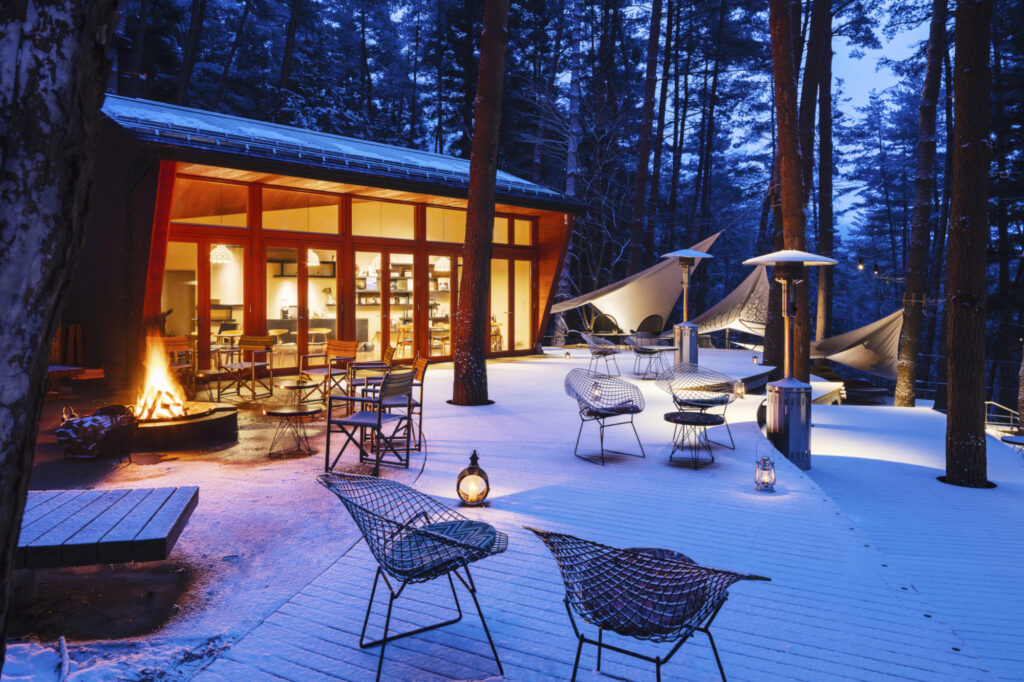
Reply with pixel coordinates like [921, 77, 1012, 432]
[452, 0, 510, 405]
[944, 0, 993, 487]
[0, 0, 119, 669]
[895, 0, 948, 407]
[767, 0, 810, 381]
[627, 0, 663, 275]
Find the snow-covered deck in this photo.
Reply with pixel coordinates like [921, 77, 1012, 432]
[193, 349, 1021, 681]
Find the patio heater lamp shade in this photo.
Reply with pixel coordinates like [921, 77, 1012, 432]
[662, 248, 712, 323]
[457, 450, 490, 506]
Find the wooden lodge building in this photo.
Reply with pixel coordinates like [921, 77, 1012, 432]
[69, 96, 578, 386]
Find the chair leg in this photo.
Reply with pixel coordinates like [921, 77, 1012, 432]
[573, 418, 585, 456]
[596, 628, 603, 671]
[704, 628, 727, 681]
[455, 566, 504, 676]
[630, 417, 646, 458]
[571, 634, 585, 682]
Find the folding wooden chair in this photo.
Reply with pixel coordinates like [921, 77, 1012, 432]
[220, 335, 274, 400]
[301, 339, 358, 402]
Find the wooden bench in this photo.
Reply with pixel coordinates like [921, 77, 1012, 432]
[16, 487, 198, 570]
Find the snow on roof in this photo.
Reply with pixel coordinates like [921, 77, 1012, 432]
[101, 95, 575, 210]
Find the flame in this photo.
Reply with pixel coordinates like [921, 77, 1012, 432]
[135, 336, 188, 421]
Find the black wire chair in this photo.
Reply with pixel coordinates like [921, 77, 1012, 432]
[581, 333, 621, 375]
[318, 473, 507, 681]
[526, 527, 770, 682]
[624, 332, 669, 378]
[564, 369, 645, 465]
[656, 362, 742, 449]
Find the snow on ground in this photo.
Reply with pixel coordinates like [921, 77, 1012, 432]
[6, 349, 1022, 680]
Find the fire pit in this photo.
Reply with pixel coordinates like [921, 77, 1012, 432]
[133, 336, 238, 451]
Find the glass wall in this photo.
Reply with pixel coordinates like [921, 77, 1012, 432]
[262, 188, 339, 234]
[308, 248, 338, 351]
[265, 246, 298, 367]
[427, 255, 453, 357]
[352, 198, 414, 239]
[162, 242, 197, 338]
[355, 251, 383, 360]
[425, 207, 466, 243]
[493, 217, 509, 245]
[209, 244, 245, 367]
[514, 219, 532, 245]
[490, 259, 509, 352]
[389, 254, 416, 359]
[514, 260, 532, 350]
[171, 178, 247, 227]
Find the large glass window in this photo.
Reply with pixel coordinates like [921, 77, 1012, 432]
[352, 199, 414, 239]
[389, 254, 416, 359]
[490, 259, 509, 352]
[493, 217, 509, 245]
[162, 242, 197, 338]
[262, 188, 339, 234]
[426, 207, 466, 243]
[308, 248, 338, 350]
[171, 178, 248, 227]
[355, 251, 383, 360]
[265, 247, 298, 367]
[514, 260, 532, 350]
[428, 255, 453, 357]
[209, 244, 245, 367]
[514, 219, 532, 246]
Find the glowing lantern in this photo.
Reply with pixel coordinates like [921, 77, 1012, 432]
[434, 256, 451, 273]
[755, 443, 776, 492]
[457, 451, 490, 506]
[857, 257, 865, 272]
[564, 351, 571, 360]
[210, 244, 234, 264]
[307, 249, 320, 266]
[752, 353, 759, 365]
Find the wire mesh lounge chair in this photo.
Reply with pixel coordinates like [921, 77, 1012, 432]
[581, 333, 621, 375]
[318, 473, 507, 681]
[656, 362, 741, 449]
[526, 527, 769, 682]
[625, 332, 669, 378]
[590, 312, 625, 344]
[633, 314, 665, 335]
[564, 369, 645, 465]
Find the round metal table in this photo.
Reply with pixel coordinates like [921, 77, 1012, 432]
[663, 411, 724, 467]
[264, 404, 322, 458]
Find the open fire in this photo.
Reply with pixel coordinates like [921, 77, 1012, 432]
[135, 335, 189, 422]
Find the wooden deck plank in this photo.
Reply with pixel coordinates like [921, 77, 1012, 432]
[96, 488, 175, 564]
[25, 490, 131, 569]
[131, 486, 199, 562]
[17, 490, 105, 547]
[19, 490, 88, 536]
[61, 488, 156, 566]
[22, 489, 62, 514]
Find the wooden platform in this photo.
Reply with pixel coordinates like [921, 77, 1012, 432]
[16, 487, 199, 570]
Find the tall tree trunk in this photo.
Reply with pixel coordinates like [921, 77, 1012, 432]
[279, 0, 302, 91]
[944, 0, 992, 487]
[176, 0, 207, 105]
[668, 44, 690, 232]
[895, 0, 948, 407]
[452, 0, 510, 405]
[434, 0, 444, 152]
[768, 0, 810, 381]
[798, 0, 829, 201]
[358, 11, 374, 127]
[0, 0, 119, 670]
[123, 0, 150, 97]
[216, 0, 250, 101]
[409, 10, 421, 146]
[647, 0, 674, 261]
[531, 0, 565, 182]
[815, 34, 834, 342]
[627, 0, 663, 275]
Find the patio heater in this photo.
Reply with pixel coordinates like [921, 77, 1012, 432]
[662, 248, 712, 366]
[742, 250, 836, 470]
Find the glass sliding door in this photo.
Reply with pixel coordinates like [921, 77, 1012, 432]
[490, 259, 510, 352]
[514, 259, 532, 350]
[307, 247, 338, 352]
[427, 255, 453, 358]
[389, 253, 416, 359]
[162, 242, 198, 339]
[355, 251, 384, 360]
[265, 246, 299, 368]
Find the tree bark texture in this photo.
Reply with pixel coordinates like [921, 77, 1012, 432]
[627, 0, 663, 275]
[452, 0, 510, 405]
[895, 0, 947, 407]
[279, 0, 302, 90]
[798, 0, 830, 201]
[176, 0, 207, 105]
[647, 0, 674, 262]
[944, 0, 992, 487]
[0, 0, 119, 670]
[815, 35, 834, 342]
[768, 0, 810, 381]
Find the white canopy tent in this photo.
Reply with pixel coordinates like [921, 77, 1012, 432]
[690, 265, 770, 336]
[550, 232, 721, 333]
[810, 309, 904, 379]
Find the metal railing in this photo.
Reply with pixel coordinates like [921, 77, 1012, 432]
[985, 401, 1020, 430]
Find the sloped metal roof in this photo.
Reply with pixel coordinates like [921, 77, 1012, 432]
[101, 95, 578, 212]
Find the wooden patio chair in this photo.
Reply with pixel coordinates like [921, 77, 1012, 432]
[220, 335, 274, 400]
[563, 368, 645, 465]
[301, 339, 358, 402]
[527, 527, 769, 682]
[162, 335, 195, 399]
[317, 473, 507, 681]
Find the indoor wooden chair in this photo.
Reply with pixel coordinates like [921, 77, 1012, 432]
[162, 335, 196, 399]
[220, 335, 274, 400]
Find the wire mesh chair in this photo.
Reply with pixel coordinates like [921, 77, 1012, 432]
[581, 333, 621, 375]
[318, 473, 507, 681]
[633, 314, 664, 335]
[625, 332, 668, 378]
[526, 527, 769, 682]
[656, 362, 741, 449]
[564, 369, 645, 465]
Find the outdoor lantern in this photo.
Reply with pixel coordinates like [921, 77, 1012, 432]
[873, 262, 880, 276]
[752, 353, 759, 365]
[735, 382, 746, 398]
[565, 351, 572, 360]
[307, 249, 320, 266]
[756, 453, 776, 492]
[457, 450, 490, 506]
[857, 257, 865, 272]
[210, 244, 234, 264]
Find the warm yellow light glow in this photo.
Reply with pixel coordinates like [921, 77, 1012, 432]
[210, 244, 233, 264]
[135, 336, 188, 421]
[434, 256, 451, 273]
[458, 474, 488, 504]
[307, 249, 320, 266]
[756, 455, 776, 492]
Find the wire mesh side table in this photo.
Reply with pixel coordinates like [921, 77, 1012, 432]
[264, 404, 321, 458]
[664, 411, 724, 467]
